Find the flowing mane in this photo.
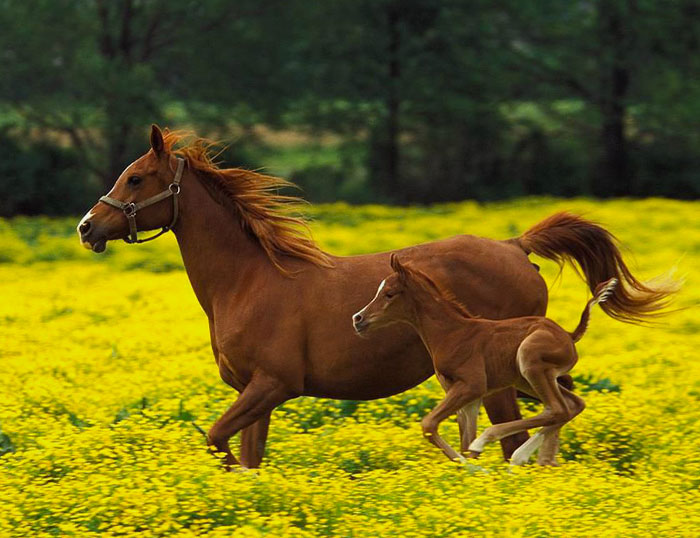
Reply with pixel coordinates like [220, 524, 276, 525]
[405, 265, 478, 319]
[162, 130, 332, 274]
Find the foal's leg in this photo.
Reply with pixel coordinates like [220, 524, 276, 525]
[469, 366, 571, 460]
[422, 381, 485, 463]
[534, 426, 561, 466]
[208, 373, 291, 469]
[483, 388, 529, 460]
[458, 398, 482, 456]
[470, 332, 575, 463]
[536, 387, 586, 466]
[437, 374, 480, 457]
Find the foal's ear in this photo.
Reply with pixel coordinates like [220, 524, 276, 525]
[390, 253, 408, 281]
[150, 124, 165, 156]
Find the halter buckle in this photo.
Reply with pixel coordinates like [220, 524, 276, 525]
[123, 202, 137, 217]
[98, 157, 184, 245]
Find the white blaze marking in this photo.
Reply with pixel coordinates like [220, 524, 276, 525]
[375, 279, 386, 298]
[77, 210, 95, 248]
[76, 209, 93, 250]
[353, 280, 386, 321]
[77, 157, 143, 248]
[77, 209, 94, 231]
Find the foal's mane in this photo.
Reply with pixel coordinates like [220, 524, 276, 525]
[404, 265, 477, 319]
[162, 131, 331, 274]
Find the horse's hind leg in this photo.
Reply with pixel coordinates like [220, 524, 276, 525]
[537, 386, 586, 466]
[422, 380, 485, 463]
[534, 426, 562, 466]
[490, 367, 571, 466]
[470, 334, 572, 462]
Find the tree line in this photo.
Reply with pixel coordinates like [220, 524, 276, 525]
[1, 0, 698, 215]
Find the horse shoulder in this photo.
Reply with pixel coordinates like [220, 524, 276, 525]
[210, 287, 307, 394]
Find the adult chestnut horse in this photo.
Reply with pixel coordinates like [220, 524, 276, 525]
[77, 126, 674, 468]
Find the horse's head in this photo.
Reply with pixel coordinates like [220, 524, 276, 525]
[352, 253, 414, 335]
[78, 125, 183, 252]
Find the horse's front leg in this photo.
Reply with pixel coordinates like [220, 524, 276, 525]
[239, 412, 272, 469]
[458, 398, 481, 456]
[208, 373, 290, 470]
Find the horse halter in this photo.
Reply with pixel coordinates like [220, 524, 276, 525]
[99, 158, 185, 244]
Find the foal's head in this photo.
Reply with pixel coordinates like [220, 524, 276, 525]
[353, 253, 475, 335]
[78, 125, 182, 252]
[352, 254, 424, 334]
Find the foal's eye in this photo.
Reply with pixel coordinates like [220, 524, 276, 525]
[385, 291, 395, 299]
[127, 175, 142, 187]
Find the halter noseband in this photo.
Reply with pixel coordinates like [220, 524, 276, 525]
[99, 158, 185, 244]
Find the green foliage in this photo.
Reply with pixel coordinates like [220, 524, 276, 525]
[0, 133, 98, 217]
[0, 426, 14, 457]
[0, 0, 699, 212]
[574, 374, 622, 394]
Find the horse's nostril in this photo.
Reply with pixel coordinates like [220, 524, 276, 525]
[353, 313, 363, 324]
[79, 221, 91, 235]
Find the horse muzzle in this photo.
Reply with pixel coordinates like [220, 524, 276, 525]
[77, 218, 108, 253]
[352, 312, 373, 336]
[353, 320, 369, 335]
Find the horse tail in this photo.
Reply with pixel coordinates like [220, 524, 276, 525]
[570, 278, 618, 343]
[517, 212, 680, 324]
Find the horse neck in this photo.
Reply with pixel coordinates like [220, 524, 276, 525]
[172, 168, 274, 317]
[405, 285, 478, 356]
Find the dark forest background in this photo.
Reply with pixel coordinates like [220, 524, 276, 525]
[1, 0, 699, 216]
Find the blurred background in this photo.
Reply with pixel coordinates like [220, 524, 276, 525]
[1, 0, 699, 216]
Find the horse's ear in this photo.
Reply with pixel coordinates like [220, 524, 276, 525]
[150, 124, 164, 156]
[390, 253, 408, 281]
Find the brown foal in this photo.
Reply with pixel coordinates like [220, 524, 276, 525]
[77, 126, 676, 469]
[353, 254, 618, 466]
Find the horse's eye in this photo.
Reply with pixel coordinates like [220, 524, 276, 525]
[128, 175, 142, 187]
[385, 291, 395, 299]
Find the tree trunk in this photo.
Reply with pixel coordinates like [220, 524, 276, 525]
[599, 67, 630, 196]
[96, 0, 137, 190]
[103, 119, 132, 190]
[386, 3, 400, 197]
[595, 0, 632, 197]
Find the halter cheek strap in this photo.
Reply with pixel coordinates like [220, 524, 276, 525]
[99, 158, 185, 244]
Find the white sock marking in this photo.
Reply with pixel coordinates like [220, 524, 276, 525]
[510, 431, 545, 465]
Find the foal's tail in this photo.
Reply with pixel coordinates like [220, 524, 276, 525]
[570, 278, 618, 343]
[517, 212, 680, 324]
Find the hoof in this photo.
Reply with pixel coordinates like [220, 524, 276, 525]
[468, 436, 489, 453]
[510, 445, 536, 466]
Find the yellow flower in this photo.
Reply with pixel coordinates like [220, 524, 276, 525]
[0, 198, 698, 536]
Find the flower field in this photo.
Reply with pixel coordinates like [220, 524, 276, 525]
[1, 198, 698, 537]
